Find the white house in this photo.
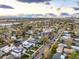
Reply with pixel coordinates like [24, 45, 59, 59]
[0, 45, 11, 53]
[11, 46, 23, 58]
[22, 41, 33, 48]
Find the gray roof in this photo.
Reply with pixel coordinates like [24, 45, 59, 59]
[0, 44, 6, 48]
[52, 53, 61, 59]
[0, 51, 5, 57]
[6, 55, 15, 59]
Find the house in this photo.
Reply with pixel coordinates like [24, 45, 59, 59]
[52, 52, 66, 59]
[56, 46, 63, 53]
[11, 36, 16, 40]
[58, 43, 65, 47]
[0, 50, 5, 57]
[27, 30, 33, 35]
[71, 46, 79, 51]
[71, 37, 79, 51]
[62, 36, 71, 40]
[74, 38, 79, 46]
[0, 45, 11, 53]
[61, 54, 66, 59]
[62, 31, 71, 39]
[63, 31, 69, 34]
[63, 33, 71, 37]
[11, 46, 23, 58]
[43, 27, 52, 34]
[27, 36, 36, 44]
[27, 36, 35, 41]
[52, 53, 61, 59]
[27, 37, 38, 44]
[62, 33, 71, 40]
[64, 48, 74, 54]
[3, 55, 15, 59]
[22, 41, 33, 48]
[57, 43, 64, 53]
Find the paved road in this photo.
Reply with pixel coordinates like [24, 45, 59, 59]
[33, 28, 64, 59]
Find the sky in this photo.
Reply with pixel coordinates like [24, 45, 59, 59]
[0, 0, 79, 17]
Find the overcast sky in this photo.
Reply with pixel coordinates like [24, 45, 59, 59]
[0, 0, 79, 16]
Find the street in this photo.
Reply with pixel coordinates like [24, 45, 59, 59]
[33, 28, 65, 59]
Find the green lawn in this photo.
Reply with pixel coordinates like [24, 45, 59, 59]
[22, 53, 30, 59]
[26, 50, 34, 55]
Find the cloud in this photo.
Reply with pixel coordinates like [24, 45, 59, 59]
[0, 5, 14, 9]
[46, 13, 56, 16]
[60, 13, 70, 16]
[17, 0, 50, 3]
[73, 7, 79, 10]
[0, 0, 78, 17]
[59, 7, 74, 15]
[0, 0, 54, 16]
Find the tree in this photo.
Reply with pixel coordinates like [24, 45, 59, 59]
[50, 44, 58, 55]
[65, 38, 73, 48]
[26, 26, 32, 30]
[41, 35, 50, 44]
[67, 51, 79, 59]
[44, 48, 51, 59]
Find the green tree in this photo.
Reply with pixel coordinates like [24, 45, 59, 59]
[67, 51, 79, 59]
[50, 44, 58, 54]
[41, 35, 50, 44]
[65, 38, 73, 48]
